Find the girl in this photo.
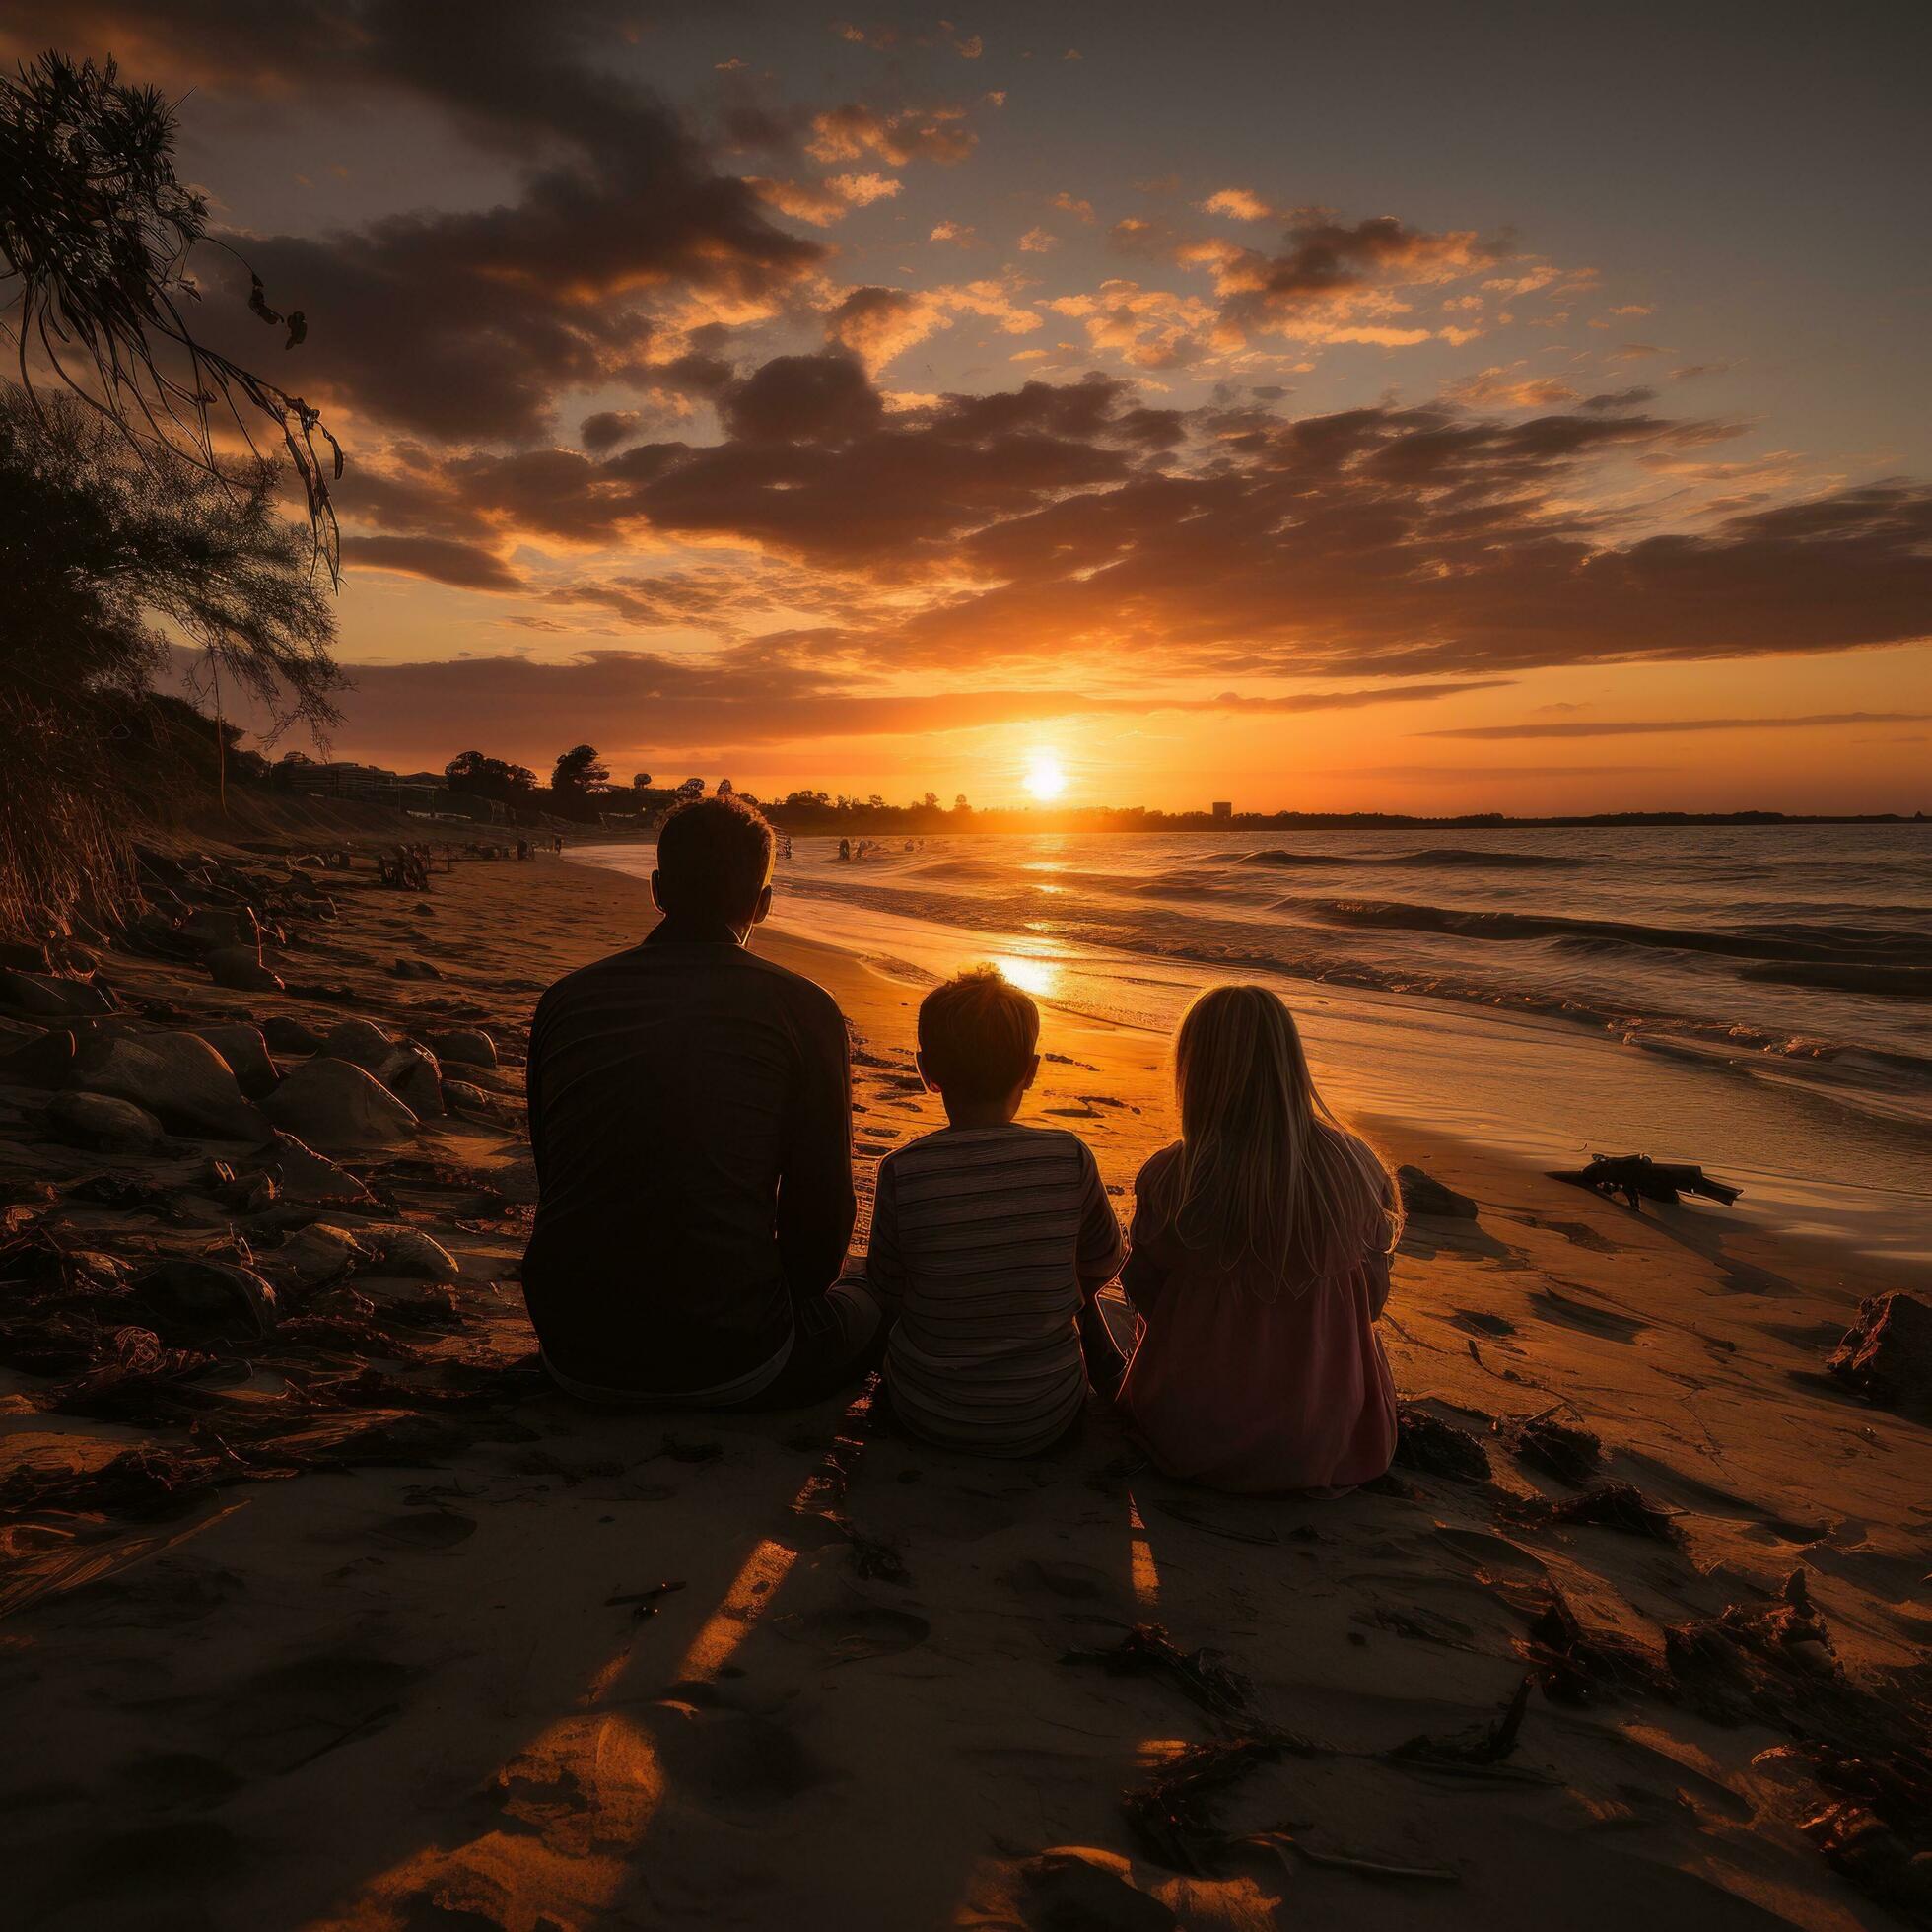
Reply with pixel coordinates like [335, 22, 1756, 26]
[1117, 984, 1403, 1493]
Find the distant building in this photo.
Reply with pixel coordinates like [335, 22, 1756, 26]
[1211, 800, 1232, 820]
[273, 752, 453, 813]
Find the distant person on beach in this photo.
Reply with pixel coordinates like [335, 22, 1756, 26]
[862, 967, 1128, 1455]
[521, 794, 878, 1407]
[1118, 985, 1402, 1493]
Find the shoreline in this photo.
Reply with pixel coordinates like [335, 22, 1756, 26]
[2, 838, 1926, 1930]
[574, 841, 1931, 1272]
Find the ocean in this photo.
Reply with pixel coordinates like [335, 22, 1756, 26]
[573, 825, 1930, 1261]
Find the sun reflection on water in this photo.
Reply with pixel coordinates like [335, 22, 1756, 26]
[988, 953, 1062, 998]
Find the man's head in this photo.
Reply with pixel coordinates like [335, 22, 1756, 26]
[917, 965, 1041, 1117]
[651, 794, 776, 936]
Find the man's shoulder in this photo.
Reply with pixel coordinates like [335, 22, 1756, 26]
[532, 944, 649, 1014]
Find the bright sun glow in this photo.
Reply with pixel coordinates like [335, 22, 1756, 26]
[1023, 753, 1068, 800]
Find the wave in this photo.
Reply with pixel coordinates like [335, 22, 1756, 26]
[1239, 846, 1581, 870]
[1738, 960, 1932, 998]
[1315, 897, 1927, 965]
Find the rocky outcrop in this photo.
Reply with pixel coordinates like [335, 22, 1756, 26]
[135, 1258, 279, 1341]
[187, 1024, 280, 1100]
[358, 1223, 459, 1279]
[322, 1017, 393, 1074]
[431, 1028, 498, 1070]
[70, 1030, 267, 1139]
[251, 1129, 378, 1207]
[379, 1043, 445, 1117]
[263, 1057, 418, 1151]
[0, 968, 117, 1017]
[47, 1089, 166, 1153]
[261, 1014, 326, 1055]
[205, 945, 285, 993]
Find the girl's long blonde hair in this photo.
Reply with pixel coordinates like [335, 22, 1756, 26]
[1147, 984, 1401, 1296]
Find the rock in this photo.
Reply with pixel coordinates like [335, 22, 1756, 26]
[178, 907, 257, 952]
[250, 1130, 377, 1207]
[136, 1259, 278, 1341]
[1398, 1164, 1479, 1218]
[322, 1016, 393, 1073]
[0, 967, 114, 1016]
[71, 1030, 267, 1139]
[358, 1223, 459, 1279]
[442, 1078, 501, 1116]
[268, 1221, 375, 1287]
[263, 1057, 419, 1151]
[0, 1027, 78, 1088]
[205, 945, 285, 994]
[187, 1024, 281, 1100]
[1828, 1293, 1932, 1420]
[430, 1028, 499, 1070]
[1016, 1848, 1179, 1932]
[260, 1014, 326, 1055]
[47, 1089, 166, 1153]
[390, 956, 442, 981]
[379, 1044, 445, 1117]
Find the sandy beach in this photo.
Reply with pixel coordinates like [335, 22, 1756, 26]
[2, 838, 1927, 1932]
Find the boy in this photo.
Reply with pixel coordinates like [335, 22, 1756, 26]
[863, 966, 1128, 1456]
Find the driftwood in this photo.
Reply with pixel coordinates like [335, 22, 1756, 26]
[1549, 1153, 1741, 1210]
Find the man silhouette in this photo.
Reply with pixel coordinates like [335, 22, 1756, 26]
[522, 794, 877, 1406]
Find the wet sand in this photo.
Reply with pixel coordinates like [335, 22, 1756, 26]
[1, 844, 1926, 1931]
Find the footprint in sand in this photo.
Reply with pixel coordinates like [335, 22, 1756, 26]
[1451, 1308, 1517, 1338]
[368, 1509, 480, 1549]
[203, 1652, 422, 1775]
[1002, 1556, 1124, 1608]
[1529, 1286, 1649, 1342]
[773, 1602, 931, 1664]
[110, 1751, 243, 1814]
[642, 1701, 827, 1811]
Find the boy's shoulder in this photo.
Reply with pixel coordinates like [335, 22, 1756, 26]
[886, 1121, 1094, 1174]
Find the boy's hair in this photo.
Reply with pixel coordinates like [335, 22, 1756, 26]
[655, 794, 775, 923]
[918, 965, 1040, 1102]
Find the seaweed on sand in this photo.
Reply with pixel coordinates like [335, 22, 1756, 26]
[1495, 1408, 1602, 1485]
[1518, 1587, 1671, 1707]
[1121, 1736, 1295, 1875]
[1511, 1481, 1684, 1543]
[1390, 1674, 1534, 1769]
[1393, 1402, 1492, 1482]
[1063, 1622, 1254, 1722]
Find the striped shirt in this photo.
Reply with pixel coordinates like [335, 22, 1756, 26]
[864, 1124, 1126, 1457]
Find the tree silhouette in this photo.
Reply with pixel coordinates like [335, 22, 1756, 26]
[552, 743, 610, 799]
[1, 53, 343, 579]
[446, 749, 537, 802]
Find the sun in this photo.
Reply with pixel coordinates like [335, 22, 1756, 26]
[1023, 752, 1068, 801]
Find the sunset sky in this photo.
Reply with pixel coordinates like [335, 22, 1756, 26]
[12, 1, 1929, 811]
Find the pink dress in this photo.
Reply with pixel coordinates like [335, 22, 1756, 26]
[1117, 1142, 1397, 1495]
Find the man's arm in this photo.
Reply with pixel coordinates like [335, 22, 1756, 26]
[776, 992, 858, 1298]
[524, 993, 550, 1186]
[862, 1156, 906, 1321]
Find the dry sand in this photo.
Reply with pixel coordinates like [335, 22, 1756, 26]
[1, 843, 1927, 1931]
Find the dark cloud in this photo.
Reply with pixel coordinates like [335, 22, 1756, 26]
[1420, 711, 1932, 739]
[236, 650, 1496, 766]
[721, 354, 884, 444]
[340, 535, 525, 591]
[581, 411, 643, 453]
[1196, 212, 1501, 346]
[339, 353, 1932, 680]
[22, 1, 823, 440]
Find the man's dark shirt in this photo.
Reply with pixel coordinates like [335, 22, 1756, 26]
[521, 916, 855, 1394]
